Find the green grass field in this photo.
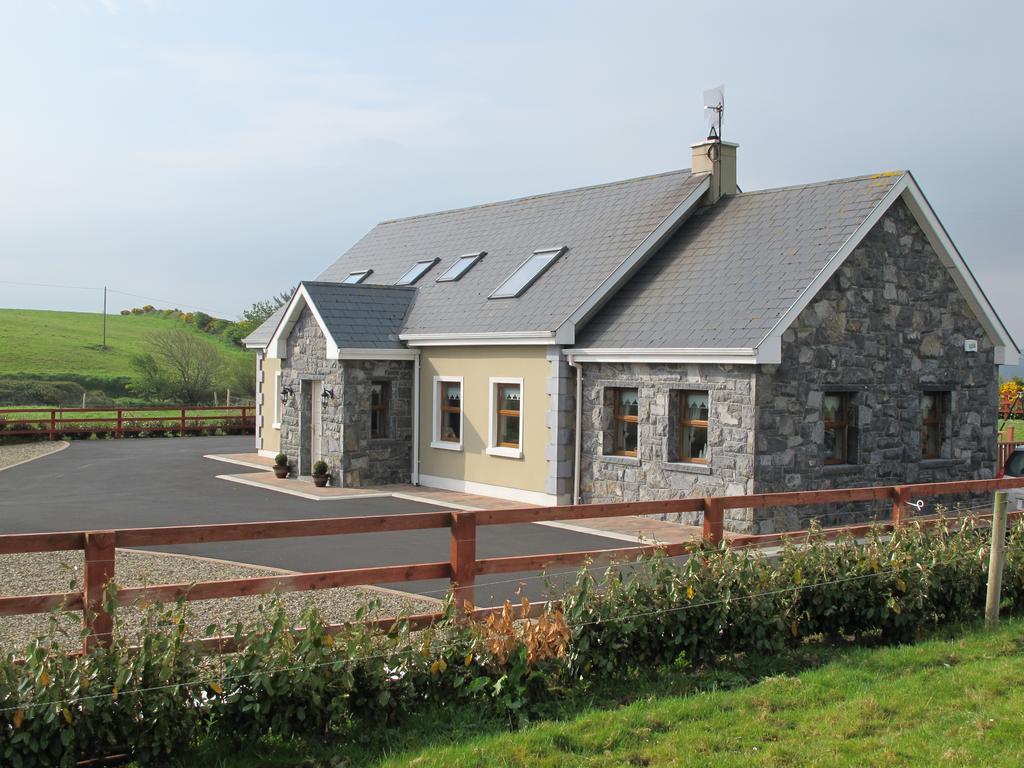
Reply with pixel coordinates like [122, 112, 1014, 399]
[0, 308, 249, 381]
[182, 619, 1024, 767]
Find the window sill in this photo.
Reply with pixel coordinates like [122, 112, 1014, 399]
[920, 458, 963, 469]
[663, 462, 711, 476]
[598, 454, 640, 466]
[821, 463, 861, 475]
[486, 446, 523, 459]
[271, 422, 281, 430]
[430, 440, 463, 452]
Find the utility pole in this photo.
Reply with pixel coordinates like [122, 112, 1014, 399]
[102, 286, 108, 350]
[985, 491, 1008, 628]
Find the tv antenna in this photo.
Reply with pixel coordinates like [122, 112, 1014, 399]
[703, 84, 724, 157]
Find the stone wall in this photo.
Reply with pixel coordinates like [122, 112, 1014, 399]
[278, 307, 413, 486]
[752, 198, 998, 531]
[578, 362, 756, 527]
[338, 359, 414, 487]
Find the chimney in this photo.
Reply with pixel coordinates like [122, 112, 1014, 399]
[691, 140, 738, 204]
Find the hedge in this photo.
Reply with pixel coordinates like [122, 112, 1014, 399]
[2, 514, 1023, 766]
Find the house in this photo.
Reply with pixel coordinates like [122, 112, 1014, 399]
[244, 134, 1020, 533]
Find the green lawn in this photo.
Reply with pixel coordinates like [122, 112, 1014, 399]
[0, 308, 249, 381]
[1001, 419, 1024, 442]
[183, 619, 1024, 767]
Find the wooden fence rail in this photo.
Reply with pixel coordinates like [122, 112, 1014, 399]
[0, 406, 254, 439]
[1, 476, 1023, 655]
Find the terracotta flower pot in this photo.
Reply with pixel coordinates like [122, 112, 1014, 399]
[312, 474, 329, 488]
[273, 465, 289, 479]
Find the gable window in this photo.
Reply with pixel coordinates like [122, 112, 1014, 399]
[823, 392, 856, 465]
[342, 270, 372, 284]
[437, 252, 485, 282]
[431, 377, 463, 450]
[487, 378, 523, 458]
[490, 247, 566, 299]
[677, 391, 709, 463]
[612, 387, 639, 457]
[396, 258, 439, 286]
[370, 381, 390, 439]
[921, 391, 949, 459]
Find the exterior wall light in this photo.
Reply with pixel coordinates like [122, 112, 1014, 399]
[321, 388, 335, 408]
[280, 386, 294, 405]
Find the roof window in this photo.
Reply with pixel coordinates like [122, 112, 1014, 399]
[396, 258, 439, 286]
[490, 247, 566, 299]
[437, 251, 485, 282]
[342, 270, 372, 284]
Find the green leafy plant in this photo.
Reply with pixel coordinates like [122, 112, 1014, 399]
[312, 460, 328, 476]
[274, 453, 288, 467]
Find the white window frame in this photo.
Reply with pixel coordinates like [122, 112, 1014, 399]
[272, 371, 282, 429]
[431, 375, 464, 451]
[342, 269, 372, 284]
[487, 377, 524, 459]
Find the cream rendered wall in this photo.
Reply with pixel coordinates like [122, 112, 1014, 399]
[260, 356, 281, 455]
[418, 346, 551, 497]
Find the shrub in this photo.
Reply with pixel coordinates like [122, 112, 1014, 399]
[312, 460, 328, 476]
[274, 453, 288, 467]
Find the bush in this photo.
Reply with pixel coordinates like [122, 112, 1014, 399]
[312, 460, 328, 476]
[2, 515, 1022, 764]
[274, 453, 288, 467]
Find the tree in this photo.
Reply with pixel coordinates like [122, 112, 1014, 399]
[223, 287, 296, 347]
[131, 329, 225, 404]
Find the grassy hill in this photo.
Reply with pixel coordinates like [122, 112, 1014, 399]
[0, 308, 251, 398]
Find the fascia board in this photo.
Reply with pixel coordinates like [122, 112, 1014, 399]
[336, 348, 420, 360]
[266, 284, 341, 360]
[401, 331, 555, 347]
[565, 347, 764, 365]
[557, 174, 711, 340]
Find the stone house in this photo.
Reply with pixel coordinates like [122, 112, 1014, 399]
[245, 134, 1019, 532]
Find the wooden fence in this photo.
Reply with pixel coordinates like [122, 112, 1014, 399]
[1, 476, 1023, 655]
[0, 406, 254, 439]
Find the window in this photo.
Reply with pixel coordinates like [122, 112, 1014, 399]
[823, 392, 855, 465]
[677, 391, 709, 463]
[488, 378, 523, 457]
[432, 377, 463, 450]
[272, 371, 282, 428]
[342, 270, 372, 284]
[370, 381, 390, 439]
[921, 391, 948, 459]
[490, 247, 566, 299]
[437, 252, 485, 282]
[396, 258, 439, 286]
[612, 387, 639, 457]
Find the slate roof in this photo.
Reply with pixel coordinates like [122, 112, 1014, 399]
[574, 173, 903, 349]
[316, 169, 708, 336]
[300, 281, 415, 349]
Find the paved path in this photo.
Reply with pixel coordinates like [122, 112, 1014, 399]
[0, 436, 621, 604]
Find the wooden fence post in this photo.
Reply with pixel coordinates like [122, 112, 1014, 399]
[986, 491, 1008, 628]
[702, 497, 724, 545]
[891, 486, 907, 526]
[116, 408, 123, 439]
[83, 531, 116, 652]
[49, 410, 56, 441]
[180, 408, 187, 437]
[449, 511, 477, 613]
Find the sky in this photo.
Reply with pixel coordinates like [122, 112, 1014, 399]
[1, 0, 1022, 363]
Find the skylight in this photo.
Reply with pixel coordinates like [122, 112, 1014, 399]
[437, 251, 486, 282]
[396, 258, 439, 286]
[490, 247, 566, 299]
[342, 270, 372, 284]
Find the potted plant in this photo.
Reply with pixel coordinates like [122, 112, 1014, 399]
[311, 460, 330, 488]
[273, 453, 290, 479]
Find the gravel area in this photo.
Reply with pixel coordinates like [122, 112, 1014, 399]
[1, 549, 442, 652]
[0, 440, 67, 470]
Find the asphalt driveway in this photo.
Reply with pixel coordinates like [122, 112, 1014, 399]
[0, 436, 619, 604]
